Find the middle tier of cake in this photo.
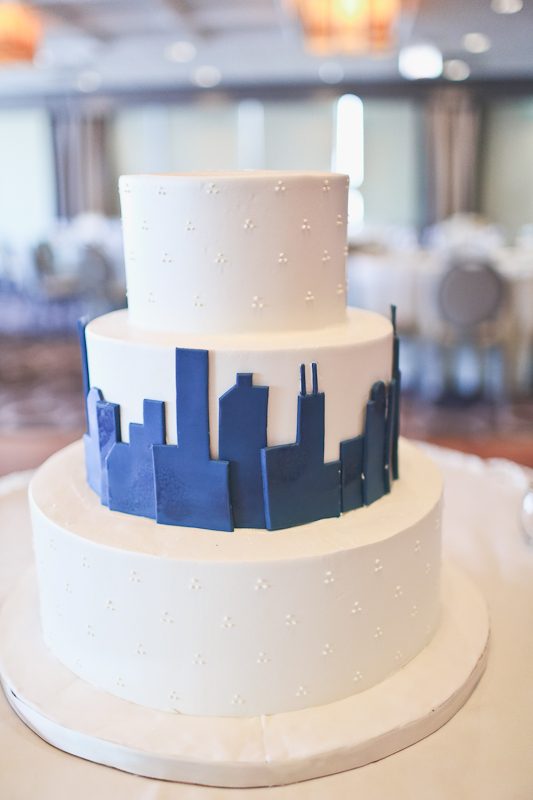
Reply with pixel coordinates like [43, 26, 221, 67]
[81, 306, 397, 532]
[30, 437, 442, 719]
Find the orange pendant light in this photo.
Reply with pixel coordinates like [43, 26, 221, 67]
[0, 2, 41, 63]
[286, 0, 415, 56]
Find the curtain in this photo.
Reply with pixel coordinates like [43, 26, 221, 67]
[50, 105, 117, 219]
[426, 87, 481, 225]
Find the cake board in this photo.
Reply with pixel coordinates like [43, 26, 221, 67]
[0, 561, 489, 789]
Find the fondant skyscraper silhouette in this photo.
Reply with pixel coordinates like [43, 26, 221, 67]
[152, 348, 233, 531]
[107, 399, 166, 519]
[261, 363, 341, 530]
[219, 374, 268, 528]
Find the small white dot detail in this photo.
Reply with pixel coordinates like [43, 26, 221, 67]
[411, 605, 418, 617]
[374, 559, 383, 572]
[193, 295, 203, 307]
[322, 250, 330, 262]
[278, 252, 288, 263]
[168, 690, 179, 701]
[394, 586, 403, 598]
[243, 218, 255, 229]
[296, 686, 308, 697]
[305, 290, 315, 302]
[207, 183, 219, 194]
[323, 179, 330, 192]
[161, 611, 174, 623]
[193, 654, 205, 665]
[106, 600, 115, 611]
[232, 694, 245, 705]
[337, 283, 345, 294]
[353, 671, 362, 682]
[190, 578, 202, 590]
[286, 614, 298, 625]
[136, 644, 146, 655]
[65, 583, 72, 593]
[336, 214, 343, 226]
[162, 252, 171, 263]
[395, 650, 403, 661]
[222, 616, 234, 628]
[86, 625, 94, 637]
[323, 643, 333, 655]
[158, 186, 166, 195]
[302, 218, 311, 230]
[214, 253, 227, 264]
[374, 627, 384, 638]
[186, 221, 195, 231]
[324, 571, 335, 584]
[257, 652, 269, 664]
[251, 295, 264, 309]
[425, 563, 431, 574]
[255, 578, 270, 590]
[274, 180, 286, 192]
[130, 571, 141, 582]
[414, 540, 421, 552]
[351, 601, 362, 614]
[82, 556, 89, 568]
[116, 678, 125, 687]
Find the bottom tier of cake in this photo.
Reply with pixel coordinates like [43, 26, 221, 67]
[0, 562, 489, 788]
[30, 438, 442, 718]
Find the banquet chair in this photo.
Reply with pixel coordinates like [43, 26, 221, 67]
[436, 255, 507, 401]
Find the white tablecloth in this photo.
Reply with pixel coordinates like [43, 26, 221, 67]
[1, 445, 533, 799]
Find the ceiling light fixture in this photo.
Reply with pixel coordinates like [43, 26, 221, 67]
[191, 65, 221, 88]
[319, 61, 344, 83]
[398, 43, 443, 80]
[462, 33, 491, 53]
[491, 0, 522, 12]
[285, 0, 417, 56]
[165, 41, 196, 63]
[77, 70, 101, 93]
[0, 2, 41, 64]
[443, 59, 471, 81]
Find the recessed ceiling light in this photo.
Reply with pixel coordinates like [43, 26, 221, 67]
[191, 65, 221, 88]
[398, 44, 443, 80]
[463, 33, 491, 53]
[491, 0, 523, 13]
[443, 59, 471, 81]
[33, 48, 54, 69]
[165, 41, 196, 63]
[77, 71, 101, 93]
[319, 62, 344, 84]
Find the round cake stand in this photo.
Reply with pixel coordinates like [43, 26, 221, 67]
[0, 562, 489, 789]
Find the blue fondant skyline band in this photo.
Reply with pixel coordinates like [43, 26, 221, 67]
[79, 334, 401, 532]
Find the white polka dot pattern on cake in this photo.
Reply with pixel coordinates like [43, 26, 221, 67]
[32, 434, 442, 718]
[119, 172, 349, 335]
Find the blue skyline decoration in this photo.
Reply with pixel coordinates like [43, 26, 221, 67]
[83, 387, 121, 506]
[77, 316, 91, 429]
[383, 378, 397, 494]
[261, 363, 341, 531]
[363, 381, 388, 505]
[339, 434, 365, 512]
[391, 305, 401, 480]
[107, 399, 166, 519]
[152, 348, 233, 532]
[219, 374, 269, 528]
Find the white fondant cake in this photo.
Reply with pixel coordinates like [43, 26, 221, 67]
[29, 171, 444, 723]
[30, 437, 441, 718]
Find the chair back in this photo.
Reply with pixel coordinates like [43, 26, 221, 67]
[438, 256, 504, 329]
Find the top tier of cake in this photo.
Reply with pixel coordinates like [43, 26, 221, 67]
[119, 171, 349, 335]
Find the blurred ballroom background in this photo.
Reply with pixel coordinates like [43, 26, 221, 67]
[2, 0, 533, 474]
